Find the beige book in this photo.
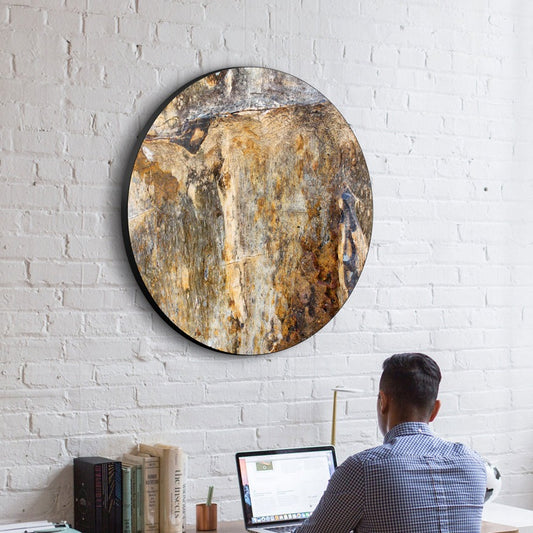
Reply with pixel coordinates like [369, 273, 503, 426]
[139, 444, 186, 533]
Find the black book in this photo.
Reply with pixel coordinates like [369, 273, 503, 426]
[74, 456, 123, 533]
[109, 461, 123, 533]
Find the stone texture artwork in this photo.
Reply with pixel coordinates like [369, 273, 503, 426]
[124, 67, 372, 355]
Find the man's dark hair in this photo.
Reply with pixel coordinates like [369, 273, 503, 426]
[379, 353, 441, 415]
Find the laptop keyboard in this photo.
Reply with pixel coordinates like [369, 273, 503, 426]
[264, 526, 298, 533]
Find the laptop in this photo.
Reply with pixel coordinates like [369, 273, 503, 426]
[236, 446, 337, 533]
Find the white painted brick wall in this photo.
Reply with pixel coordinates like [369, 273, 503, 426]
[1, 0, 532, 524]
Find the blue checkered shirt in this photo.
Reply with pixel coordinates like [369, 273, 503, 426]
[295, 422, 486, 533]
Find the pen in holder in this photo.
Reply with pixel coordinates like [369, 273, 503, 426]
[196, 485, 217, 531]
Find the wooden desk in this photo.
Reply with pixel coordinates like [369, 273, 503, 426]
[187, 520, 518, 532]
[482, 522, 519, 533]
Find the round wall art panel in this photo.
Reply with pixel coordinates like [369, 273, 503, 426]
[123, 67, 373, 355]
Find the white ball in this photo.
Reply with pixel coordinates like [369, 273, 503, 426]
[484, 459, 502, 503]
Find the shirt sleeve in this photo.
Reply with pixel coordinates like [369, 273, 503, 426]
[294, 456, 365, 533]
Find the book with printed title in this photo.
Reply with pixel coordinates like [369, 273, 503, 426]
[139, 444, 186, 533]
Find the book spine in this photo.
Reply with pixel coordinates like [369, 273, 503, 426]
[144, 457, 160, 532]
[106, 462, 113, 533]
[95, 463, 103, 533]
[158, 449, 171, 533]
[171, 450, 185, 533]
[122, 466, 132, 533]
[74, 459, 96, 533]
[114, 461, 123, 533]
[181, 454, 187, 533]
[134, 466, 143, 533]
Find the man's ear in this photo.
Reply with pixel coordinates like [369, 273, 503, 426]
[428, 399, 441, 422]
[378, 391, 390, 414]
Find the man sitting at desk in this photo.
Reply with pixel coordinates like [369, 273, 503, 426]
[295, 352, 486, 533]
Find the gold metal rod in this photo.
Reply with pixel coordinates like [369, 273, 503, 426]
[331, 389, 338, 446]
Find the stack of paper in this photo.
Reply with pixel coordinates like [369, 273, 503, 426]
[0, 522, 76, 533]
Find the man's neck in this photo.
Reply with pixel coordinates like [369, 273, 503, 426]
[386, 413, 430, 434]
[383, 421, 432, 441]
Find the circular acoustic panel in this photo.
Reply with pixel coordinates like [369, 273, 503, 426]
[123, 67, 373, 355]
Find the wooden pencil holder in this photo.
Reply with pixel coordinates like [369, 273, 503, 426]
[196, 503, 217, 531]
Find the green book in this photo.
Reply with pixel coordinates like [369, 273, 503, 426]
[131, 463, 141, 533]
[122, 460, 142, 533]
[123, 453, 159, 533]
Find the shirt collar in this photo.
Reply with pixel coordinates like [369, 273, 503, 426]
[383, 422, 434, 443]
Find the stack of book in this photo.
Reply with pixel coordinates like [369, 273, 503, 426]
[74, 457, 122, 533]
[74, 445, 186, 533]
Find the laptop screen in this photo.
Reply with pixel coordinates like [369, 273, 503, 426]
[236, 446, 337, 528]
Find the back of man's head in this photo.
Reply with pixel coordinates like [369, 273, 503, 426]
[379, 353, 442, 418]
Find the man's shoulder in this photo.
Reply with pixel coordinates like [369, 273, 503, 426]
[347, 433, 484, 466]
[347, 443, 393, 465]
